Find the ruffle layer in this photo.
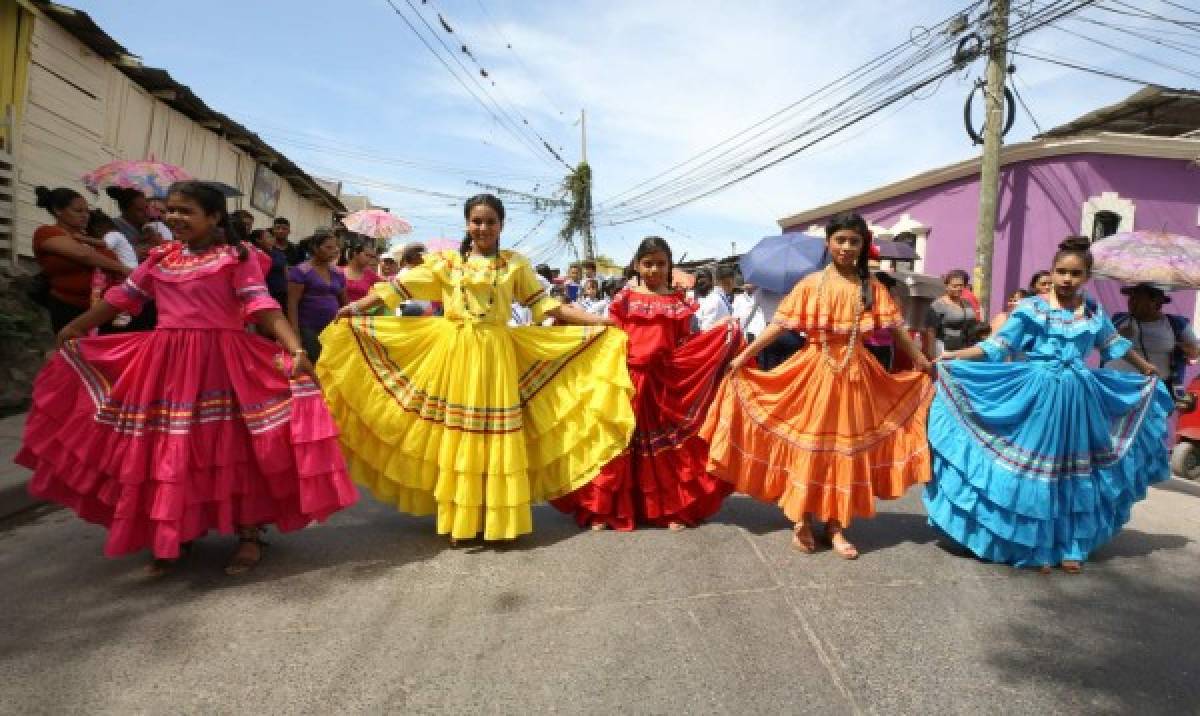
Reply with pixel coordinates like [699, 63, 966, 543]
[701, 343, 933, 526]
[17, 332, 357, 558]
[553, 437, 733, 530]
[316, 317, 635, 540]
[923, 364, 1172, 566]
[145, 242, 244, 283]
[552, 322, 740, 530]
[610, 288, 697, 320]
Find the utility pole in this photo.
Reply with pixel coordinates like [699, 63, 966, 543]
[579, 108, 595, 261]
[972, 0, 1009, 319]
[580, 108, 588, 164]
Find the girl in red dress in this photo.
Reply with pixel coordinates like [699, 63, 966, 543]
[553, 237, 742, 530]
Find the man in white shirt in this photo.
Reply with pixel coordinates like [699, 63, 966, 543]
[695, 267, 733, 331]
[732, 282, 766, 341]
[1109, 283, 1199, 391]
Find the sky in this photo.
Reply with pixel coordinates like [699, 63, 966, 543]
[68, 0, 1200, 267]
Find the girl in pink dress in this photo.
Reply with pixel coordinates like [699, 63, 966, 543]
[17, 181, 357, 576]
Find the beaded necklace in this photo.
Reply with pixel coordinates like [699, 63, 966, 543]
[457, 251, 501, 320]
[816, 265, 866, 374]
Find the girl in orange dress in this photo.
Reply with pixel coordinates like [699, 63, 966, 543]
[700, 212, 933, 558]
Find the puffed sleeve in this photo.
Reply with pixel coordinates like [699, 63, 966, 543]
[771, 280, 811, 330]
[608, 289, 628, 325]
[871, 280, 903, 329]
[512, 261, 560, 324]
[373, 254, 444, 310]
[104, 260, 155, 315]
[1094, 312, 1133, 363]
[233, 252, 279, 318]
[978, 307, 1033, 362]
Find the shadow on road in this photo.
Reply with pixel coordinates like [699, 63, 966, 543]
[984, 531, 1200, 712]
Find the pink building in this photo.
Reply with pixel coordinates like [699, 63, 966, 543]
[777, 87, 1200, 324]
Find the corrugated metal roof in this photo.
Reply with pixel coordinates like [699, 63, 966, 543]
[33, 1, 346, 213]
[1036, 85, 1200, 139]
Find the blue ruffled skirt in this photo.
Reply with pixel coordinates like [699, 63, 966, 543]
[923, 360, 1171, 566]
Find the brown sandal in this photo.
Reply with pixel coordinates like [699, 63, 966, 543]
[1060, 560, 1082, 574]
[791, 522, 817, 553]
[225, 529, 267, 576]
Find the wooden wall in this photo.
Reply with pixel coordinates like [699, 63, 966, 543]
[12, 8, 335, 258]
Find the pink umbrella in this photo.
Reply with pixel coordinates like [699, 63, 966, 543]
[424, 237, 461, 252]
[83, 160, 192, 199]
[1092, 230, 1200, 290]
[342, 209, 413, 239]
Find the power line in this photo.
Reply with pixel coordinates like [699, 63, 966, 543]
[596, 1, 987, 210]
[1009, 71, 1044, 133]
[1045, 21, 1200, 78]
[421, 0, 572, 167]
[597, 0, 1051, 218]
[1070, 12, 1200, 56]
[396, 0, 562, 166]
[598, 0, 1093, 223]
[472, 0, 572, 121]
[257, 131, 559, 182]
[600, 0, 1080, 220]
[1012, 48, 1166, 84]
[382, 0, 562, 168]
[1093, 0, 1200, 29]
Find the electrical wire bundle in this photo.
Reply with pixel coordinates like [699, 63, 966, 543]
[593, 0, 1102, 226]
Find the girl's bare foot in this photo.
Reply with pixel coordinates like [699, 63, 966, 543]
[1060, 560, 1082, 574]
[590, 520, 608, 531]
[791, 522, 816, 553]
[667, 521, 687, 531]
[826, 522, 859, 560]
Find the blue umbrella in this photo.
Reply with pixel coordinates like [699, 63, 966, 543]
[738, 234, 829, 294]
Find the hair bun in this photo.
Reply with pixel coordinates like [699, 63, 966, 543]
[1058, 235, 1091, 252]
[33, 186, 51, 209]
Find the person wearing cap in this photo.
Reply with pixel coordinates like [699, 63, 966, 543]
[1108, 283, 1199, 391]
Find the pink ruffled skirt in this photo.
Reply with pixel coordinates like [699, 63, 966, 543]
[16, 329, 358, 558]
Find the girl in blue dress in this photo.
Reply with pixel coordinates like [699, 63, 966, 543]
[925, 237, 1171, 573]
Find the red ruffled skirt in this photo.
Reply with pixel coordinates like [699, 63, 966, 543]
[552, 324, 740, 530]
[16, 329, 358, 558]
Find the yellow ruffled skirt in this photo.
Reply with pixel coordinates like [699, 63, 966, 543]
[317, 317, 635, 540]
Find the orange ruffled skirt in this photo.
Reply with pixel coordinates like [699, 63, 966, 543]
[700, 340, 933, 526]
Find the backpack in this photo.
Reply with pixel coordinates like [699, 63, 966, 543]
[1111, 311, 1189, 388]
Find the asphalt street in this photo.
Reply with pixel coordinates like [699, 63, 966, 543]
[1, 481, 1198, 715]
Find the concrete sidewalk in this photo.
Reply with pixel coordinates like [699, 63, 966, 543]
[0, 413, 36, 519]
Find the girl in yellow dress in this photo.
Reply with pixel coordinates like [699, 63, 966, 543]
[318, 194, 635, 543]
